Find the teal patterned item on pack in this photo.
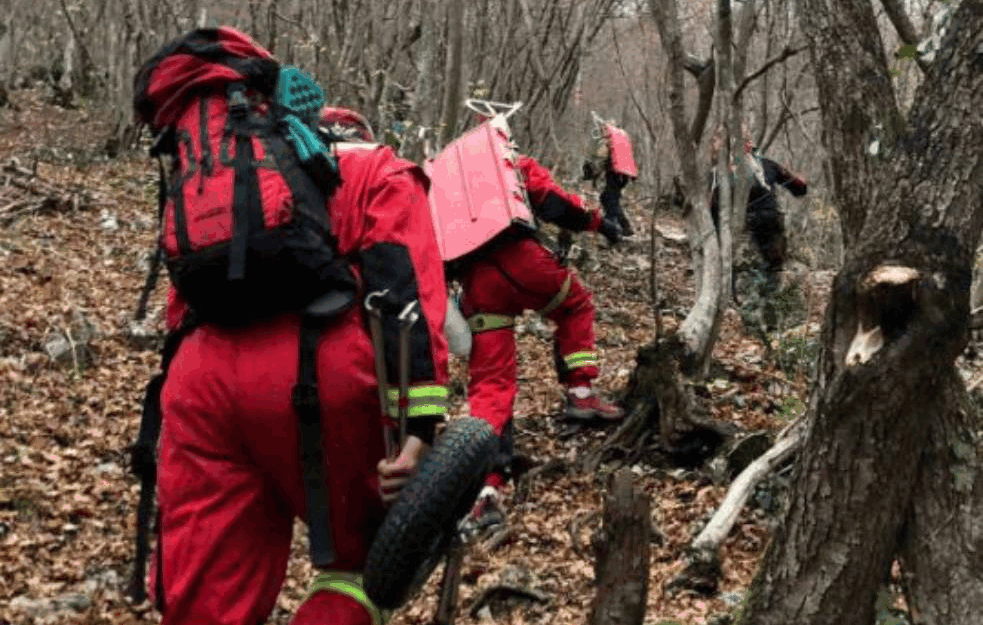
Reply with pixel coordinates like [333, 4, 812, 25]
[275, 66, 330, 165]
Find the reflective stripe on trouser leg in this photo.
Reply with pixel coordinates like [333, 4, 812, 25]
[307, 572, 387, 625]
[563, 350, 599, 370]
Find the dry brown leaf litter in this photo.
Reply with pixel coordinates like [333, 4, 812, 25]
[1, 91, 834, 625]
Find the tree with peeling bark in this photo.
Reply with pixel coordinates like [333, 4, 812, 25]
[735, 1, 983, 624]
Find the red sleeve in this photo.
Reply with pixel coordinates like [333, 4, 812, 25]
[356, 158, 449, 390]
[763, 157, 808, 197]
[518, 155, 602, 232]
[328, 146, 449, 439]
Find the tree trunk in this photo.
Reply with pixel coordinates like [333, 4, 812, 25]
[971, 246, 983, 312]
[588, 468, 651, 625]
[649, 0, 723, 375]
[438, 0, 465, 147]
[737, 2, 983, 624]
[715, 1, 736, 309]
[899, 373, 983, 624]
[404, 0, 439, 161]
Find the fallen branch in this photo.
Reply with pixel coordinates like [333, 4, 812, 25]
[481, 526, 512, 553]
[514, 458, 568, 503]
[670, 419, 805, 594]
[569, 510, 600, 560]
[468, 582, 550, 618]
[434, 537, 466, 625]
[0, 158, 95, 225]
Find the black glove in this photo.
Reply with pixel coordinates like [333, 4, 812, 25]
[598, 217, 622, 245]
[582, 160, 599, 181]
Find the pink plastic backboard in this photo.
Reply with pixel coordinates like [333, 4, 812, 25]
[604, 124, 639, 178]
[427, 117, 534, 261]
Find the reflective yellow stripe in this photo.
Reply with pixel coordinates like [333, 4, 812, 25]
[564, 351, 599, 369]
[386, 386, 449, 401]
[566, 356, 598, 365]
[388, 399, 449, 416]
[564, 351, 597, 364]
[538, 275, 573, 316]
[386, 385, 449, 418]
[307, 572, 386, 625]
[467, 313, 515, 333]
[567, 360, 598, 370]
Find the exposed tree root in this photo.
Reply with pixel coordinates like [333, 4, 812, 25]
[588, 338, 736, 471]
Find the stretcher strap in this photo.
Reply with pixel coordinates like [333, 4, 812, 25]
[385, 384, 449, 418]
[308, 572, 387, 625]
[563, 350, 599, 370]
[467, 313, 515, 333]
[129, 326, 194, 605]
[538, 275, 573, 316]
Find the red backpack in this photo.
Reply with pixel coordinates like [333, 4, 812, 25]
[129, 28, 353, 602]
[133, 27, 355, 324]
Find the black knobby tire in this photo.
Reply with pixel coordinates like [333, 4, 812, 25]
[364, 417, 497, 610]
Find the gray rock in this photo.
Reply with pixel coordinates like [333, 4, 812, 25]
[9, 591, 91, 618]
[720, 590, 744, 607]
[99, 209, 119, 232]
[43, 312, 97, 369]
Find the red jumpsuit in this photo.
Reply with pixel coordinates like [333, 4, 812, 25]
[153, 144, 449, 625]
[460, 156, 603, 437]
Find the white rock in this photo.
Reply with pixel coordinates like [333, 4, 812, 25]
[99, 209, 119, 231]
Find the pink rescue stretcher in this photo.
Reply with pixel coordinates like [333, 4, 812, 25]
[604, 124, 638, 178]
[426, 105, 535, 261]
[592, 111, 639, 179]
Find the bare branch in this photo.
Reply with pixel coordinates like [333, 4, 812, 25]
[610, 21, 660, 144]
[733, 44, 804, 101]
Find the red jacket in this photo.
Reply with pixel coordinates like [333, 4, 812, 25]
[518, 156, 602, 232]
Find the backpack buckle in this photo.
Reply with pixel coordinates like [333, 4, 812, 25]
[149, 127, 176, 158]
[227, 83, 249, 118]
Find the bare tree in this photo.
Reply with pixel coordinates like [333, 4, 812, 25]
[649, 0, 723, 375]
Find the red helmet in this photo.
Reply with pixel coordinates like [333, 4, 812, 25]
[319, 107, 375, 142]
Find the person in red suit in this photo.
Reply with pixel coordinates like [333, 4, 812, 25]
[453, 125, 626, 533]
[154, 106, 448, 625]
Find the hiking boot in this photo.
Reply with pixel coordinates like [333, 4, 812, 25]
[617, 212, 635, 237]
[564, 393, 624, 422]
[460, 485, 505, 540]
[291, 574, 378, 625]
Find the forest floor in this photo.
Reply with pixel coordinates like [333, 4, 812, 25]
[1, 91, 977, 625]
